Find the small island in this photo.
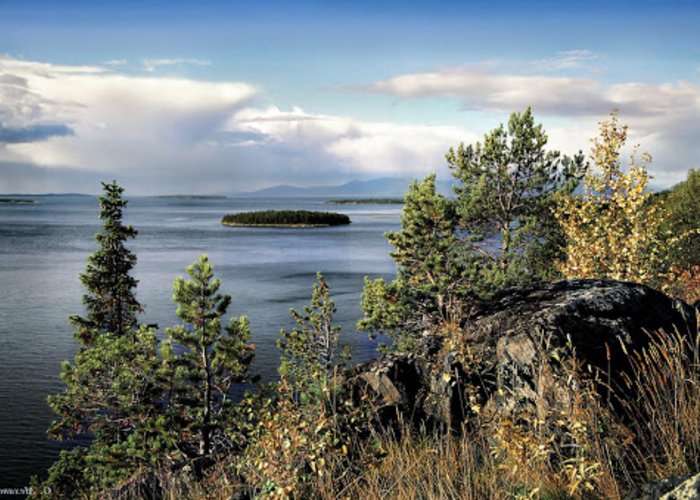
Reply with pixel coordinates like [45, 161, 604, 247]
[327, 198, 404, 205]
[0, 198, 36, 205]
[222, 210, 351, 227]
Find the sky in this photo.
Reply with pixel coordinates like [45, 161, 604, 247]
[0, 0, 699, 194]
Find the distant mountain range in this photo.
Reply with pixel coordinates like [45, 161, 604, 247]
[231, 177, 455, 198]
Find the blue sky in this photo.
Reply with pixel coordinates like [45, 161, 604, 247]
[1, 0, 699, 193]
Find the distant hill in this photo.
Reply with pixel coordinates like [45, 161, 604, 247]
[232, 177, 455, 198]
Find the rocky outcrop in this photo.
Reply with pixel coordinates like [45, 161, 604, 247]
[348, 279, 697, 429]
[661, 471, 700, 500]
[625, 471, 700, 500]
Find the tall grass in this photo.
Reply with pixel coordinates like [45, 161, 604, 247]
[154, 319, 700, 499]
[334, 324, 700, 499]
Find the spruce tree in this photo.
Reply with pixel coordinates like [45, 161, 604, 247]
[70, 180, 142, 343]
[42, 181, 162, 496]
[163, 255, 254, 458]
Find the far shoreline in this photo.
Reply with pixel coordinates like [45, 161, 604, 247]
[221, 222, 336, 228]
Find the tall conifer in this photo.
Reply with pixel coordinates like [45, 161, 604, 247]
[42, 182, 161, 497]
[447, 108, 585, 287]
[70, 180, 142, 343]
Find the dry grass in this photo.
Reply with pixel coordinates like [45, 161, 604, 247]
[615, 328, 700, 482]
[330, 324, 700, 500]
[155, 318, 700, 499]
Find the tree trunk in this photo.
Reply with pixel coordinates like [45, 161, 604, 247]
[501, 223, 510, 272]
[201, 345, 211, 456]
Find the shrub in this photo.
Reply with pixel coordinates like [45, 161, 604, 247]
[554, 111, 675, 286]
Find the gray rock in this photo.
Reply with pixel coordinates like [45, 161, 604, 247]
[626, 475, 689, 499]
[626, 472, 700, 500]
[661, 471, 700, 499]
[348, 279, 697, 429]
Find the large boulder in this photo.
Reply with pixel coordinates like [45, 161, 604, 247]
[348, 279, 697, 428]
[660, 471, 700, 500]
[625, 471, 700, 499]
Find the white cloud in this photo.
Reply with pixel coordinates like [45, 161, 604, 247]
[225, 106, 474, 177]
[103, 59, 127, 66]
[2, 54, 697, 194]
[0, 56, 255, 182]
[348, 65, 700, 185]
[0, 56, 476, 193]
[533, 50, 599, 71]
[356, 67, 610, 115]
[141, 58, 212, 72]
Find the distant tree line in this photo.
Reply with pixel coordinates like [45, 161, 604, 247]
[327, 198, 404, 205]
[222, 209, 350, 226]
[0, 198, 35, 204]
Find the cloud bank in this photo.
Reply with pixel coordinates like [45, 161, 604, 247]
[0, 56, 472, 194]
[350, 64, 700, 186]
[0, 54, 698, 194]
[141, 58, 212, 72]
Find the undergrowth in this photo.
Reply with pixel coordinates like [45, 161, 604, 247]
[128, 318, 700, 499]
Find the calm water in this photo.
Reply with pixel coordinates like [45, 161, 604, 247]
[0, 195, 399, 488]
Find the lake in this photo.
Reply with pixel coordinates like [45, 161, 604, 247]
[0, 195, 400, 488]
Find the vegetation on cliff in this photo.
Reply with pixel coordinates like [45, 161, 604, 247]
[36, 109, 700, 499]
[360, 108, 586, 352]
[222, 210, 351, 227]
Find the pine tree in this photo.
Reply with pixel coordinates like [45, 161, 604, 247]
[360, 113, 585, 355]
[278, 272, 350, 405]
[163, 255, 254, 458]
[70, 180, 142, 344]
[447, 108, 585, 287]
[359, 174, 483, 352]
[46, 327, 165, 491]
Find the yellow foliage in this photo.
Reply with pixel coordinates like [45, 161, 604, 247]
[554, 111, 673, 285]
[663, 264, 700, 305]
[237, 382, 341, 498]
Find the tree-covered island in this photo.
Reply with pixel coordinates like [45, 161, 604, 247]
[221, 209, 351, 227]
